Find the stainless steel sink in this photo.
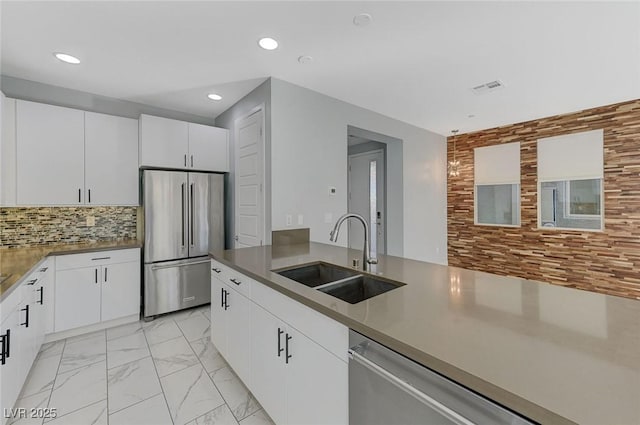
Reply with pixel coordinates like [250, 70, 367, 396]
[317, 274, 405, 304]
[274, 262, 405, 303]
[274, 262, 360, 288]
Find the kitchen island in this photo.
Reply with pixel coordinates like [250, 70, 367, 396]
[212, 242, 640, 425]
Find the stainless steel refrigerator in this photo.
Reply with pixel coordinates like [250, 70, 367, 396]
[142, 170, 224, 318]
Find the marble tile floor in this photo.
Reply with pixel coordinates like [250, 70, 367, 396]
[8, 305, 275, 425]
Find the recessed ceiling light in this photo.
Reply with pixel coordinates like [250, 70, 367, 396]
[298, 55, 313, 64]
[53, 52, 81, 64]
[353, 13, 372, 26]
[258, 37, 278, 50]
[207, 93, 222, 101]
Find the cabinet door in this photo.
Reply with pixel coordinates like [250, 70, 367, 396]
[19, 283, 38, 385]
[139, 115, 188, 169]
[16, 100, 85, 205]
[250, 302, 287, 425]
[55, 267, 101, 332]
[225, 286, 252, 386]
[188, 123, 229, 172]
[101, 262, 140, 322]
[40, 261, 55, 335]
[285, 326, 348, 425]
[85, 112, 139, 206]
[210, 278, 227, 357]
[0, 307, 22, 420]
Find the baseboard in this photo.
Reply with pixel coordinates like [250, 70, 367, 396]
[43, 314, 139, 343]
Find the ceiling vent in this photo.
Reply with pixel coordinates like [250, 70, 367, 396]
[471, 80, 504, 94]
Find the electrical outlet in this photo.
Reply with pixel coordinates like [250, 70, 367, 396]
[286, 214, 292, 226]
[297, 214, 304, 225]
[86, 216, 96, 227]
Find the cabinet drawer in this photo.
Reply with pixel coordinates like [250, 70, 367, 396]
[56, 248, 140, 270]
[251, 278, 348, 362]
[212, 260, 252, 298]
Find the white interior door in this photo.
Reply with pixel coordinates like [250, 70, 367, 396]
[348, 150, 385, 254]
[234, 109, 264, 248]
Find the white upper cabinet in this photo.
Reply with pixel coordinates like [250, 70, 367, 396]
[16, 100, 85, 205]
[14, 100, 139, 206]
[188, 123, 229, 172]
[85, 112, 139, 205]
[139, 114, 188, 169]
[139, 114, 229, 172]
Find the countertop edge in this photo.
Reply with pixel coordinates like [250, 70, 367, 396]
[0, 241, 142, 303]
[210, 252, 577, 425]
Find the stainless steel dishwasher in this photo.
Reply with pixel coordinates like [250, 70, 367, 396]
[348, 331, 535, 425]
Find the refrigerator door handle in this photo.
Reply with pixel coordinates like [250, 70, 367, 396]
[190, 183, 195, 247]
[181, 183, 186, 248]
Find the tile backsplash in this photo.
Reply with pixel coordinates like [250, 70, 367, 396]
[0, 207, 138, 248]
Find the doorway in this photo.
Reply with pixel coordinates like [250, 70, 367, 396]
[348, 143, 386, 254]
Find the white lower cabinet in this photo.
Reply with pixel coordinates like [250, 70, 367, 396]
[55, 249, 140, 333]
[211, 276, 252, 385]
[55, 267, 102, 331]
[210, 260, 348, 425]
[0, 260, 53, 424]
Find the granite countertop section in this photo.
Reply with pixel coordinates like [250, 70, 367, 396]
[0, 240, 142, 300]
[212, 242, 640, 425]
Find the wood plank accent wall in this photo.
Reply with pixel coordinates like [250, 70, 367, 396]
[447, 99, 640, 300]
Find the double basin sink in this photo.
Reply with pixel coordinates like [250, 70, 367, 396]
[274, 262, 405, 304]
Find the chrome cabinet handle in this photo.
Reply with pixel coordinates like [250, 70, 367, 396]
[88, 189, 91, 203]
[78, 188, 82, 203]
[191, 155, 194, 168]
[184, 154, 187, 167]
[91, 257, 111, 261]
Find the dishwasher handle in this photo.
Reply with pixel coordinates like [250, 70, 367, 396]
[348, 348, 475, 425]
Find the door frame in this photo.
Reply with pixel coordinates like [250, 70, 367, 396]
[347, 148, 387, 255]
[233, 104, 266, 248]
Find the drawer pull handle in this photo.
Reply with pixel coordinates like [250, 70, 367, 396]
[27, 279, 38, 285]
[230, 278, 241, 286]
[91, 257, 111, 261]
[39, 267, 48, 272]
[212, 267, 221, 274]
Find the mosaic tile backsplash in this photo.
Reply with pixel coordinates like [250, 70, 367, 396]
[0, 207, 138, 248]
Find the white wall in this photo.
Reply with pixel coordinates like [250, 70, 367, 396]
[215, 79, 272, 248]
[270, 79, 447, 264]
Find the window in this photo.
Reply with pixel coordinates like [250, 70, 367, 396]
[474, 142, 520, 226]
[537, 129, 603, 231]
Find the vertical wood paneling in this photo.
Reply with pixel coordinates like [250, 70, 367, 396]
[447, 99, 640, 300]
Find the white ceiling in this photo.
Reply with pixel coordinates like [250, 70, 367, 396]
[2, 1, 639, 136]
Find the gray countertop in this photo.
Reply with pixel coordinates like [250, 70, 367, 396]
[211, 242, 640, 425]
[0, 240, 142, 301]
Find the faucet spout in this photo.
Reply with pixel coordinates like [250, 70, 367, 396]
[329, 213, 378, 270]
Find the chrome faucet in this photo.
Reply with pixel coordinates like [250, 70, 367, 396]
[329, 213, 378, 271]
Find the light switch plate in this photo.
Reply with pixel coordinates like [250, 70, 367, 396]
[86, 216, 96, 227]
